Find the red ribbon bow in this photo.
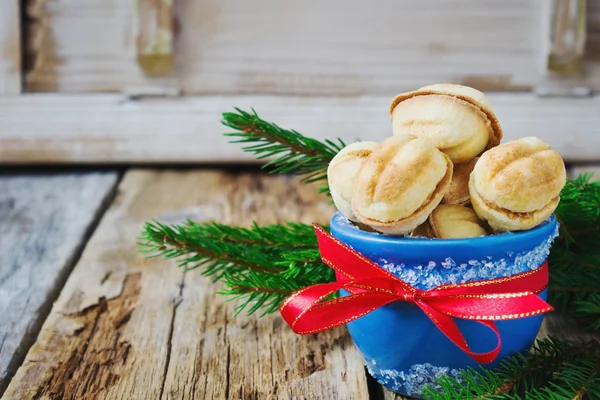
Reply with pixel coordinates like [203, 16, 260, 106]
[280, 225, 553, 364]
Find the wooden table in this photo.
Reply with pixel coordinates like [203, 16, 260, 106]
[0, 168, 597, 400]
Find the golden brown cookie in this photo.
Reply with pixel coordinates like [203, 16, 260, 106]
[442, 157, 478, 205]
[389, 84, 502, 163]
[469, 137, 566, 231]
[352, 135, 453, 235]
[327, 141, 379, 221]
[428, 204, 488, 239]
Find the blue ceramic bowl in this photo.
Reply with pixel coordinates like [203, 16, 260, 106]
[330, 212, 559, 398]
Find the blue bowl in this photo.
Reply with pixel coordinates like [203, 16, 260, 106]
[330, 212, 559, 398]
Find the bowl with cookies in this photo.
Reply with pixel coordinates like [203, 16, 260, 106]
[324, 84, 567, 397]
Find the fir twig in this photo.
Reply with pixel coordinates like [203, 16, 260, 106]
[549, 174, 600, 311]
[139, 220, 334, 315]
[422, 337, 600, 399]
[576, 294, 600, 331]
[221, 108, 346, 195]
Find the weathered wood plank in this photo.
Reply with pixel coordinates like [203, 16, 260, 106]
[0, 0, 21, 93]
[1, 93, 599, 164]
[0, 172, 119, 392]
[22, 0, 600, 94]
[2, 171, 369, 400]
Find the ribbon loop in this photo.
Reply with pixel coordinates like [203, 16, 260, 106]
[280, 225, 553, 364]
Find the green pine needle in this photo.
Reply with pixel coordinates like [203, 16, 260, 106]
[576, 294, 600, 330]
[549, 174, 600, 312]
[139, 220, 335, 315]
[221, 108, 346, 196]
[422, 337, 600, 399]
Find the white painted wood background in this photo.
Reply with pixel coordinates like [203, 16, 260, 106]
[22, 0, 600, 94]
[0, 93, 599, 163]
[1, 0, 599, 163]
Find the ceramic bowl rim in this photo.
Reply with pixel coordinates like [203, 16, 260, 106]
[330, 212, 558, 250]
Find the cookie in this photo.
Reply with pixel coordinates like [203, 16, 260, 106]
[390, 84, 502, 163]
[469, 137, 566, 231]
[429, 204, 488, 239]
[352, 135, 453, 235]
[327, 141, 379, 221]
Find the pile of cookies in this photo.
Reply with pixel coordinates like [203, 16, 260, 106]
[327, 84, 567, 239]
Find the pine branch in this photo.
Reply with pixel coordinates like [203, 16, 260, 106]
[549, 174, 600, 311]
[553, 174, 600, 247]
[576, 294, 600, 330]
[422, 337, 600, 399]
[139, 220, 334, 315]
[221, 108, 346, 195]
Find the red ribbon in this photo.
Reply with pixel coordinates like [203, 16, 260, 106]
[280, 225, 553, 364]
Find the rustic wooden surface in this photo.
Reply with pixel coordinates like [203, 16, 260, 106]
[0, 0, 21, 94]
[1, 171, 369, 400]
[0, 172, 119, 392]
[22, 0, 600, 94]
[1, 93, 600, 164]
[0, 169, 598, 399]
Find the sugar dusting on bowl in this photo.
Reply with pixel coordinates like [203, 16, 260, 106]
[376, 221, 559, 290]
[366, 359, 462, 397]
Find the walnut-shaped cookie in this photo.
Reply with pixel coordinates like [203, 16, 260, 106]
[389, 84, 502, 164]
[352, 135, 453, 235]
[442, 157, 478, 205]
[469, 137, 566, 231]
[428, 204, 488, 239]
[327, 141, 379, 221]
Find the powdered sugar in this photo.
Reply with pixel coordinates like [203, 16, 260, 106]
[366, 359, 462, 397]
[376, 222, 559, 290]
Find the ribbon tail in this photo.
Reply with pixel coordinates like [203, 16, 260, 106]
[416, 300, 500, 364]
[280, 280, 402, 335]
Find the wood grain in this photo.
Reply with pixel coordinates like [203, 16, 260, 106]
[0, 0, 21, 93]
[22, 0, 600, 94]
[1, 93, 599, 164]
[0, 172, 119, 392]
[1, 171, 369, 400]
